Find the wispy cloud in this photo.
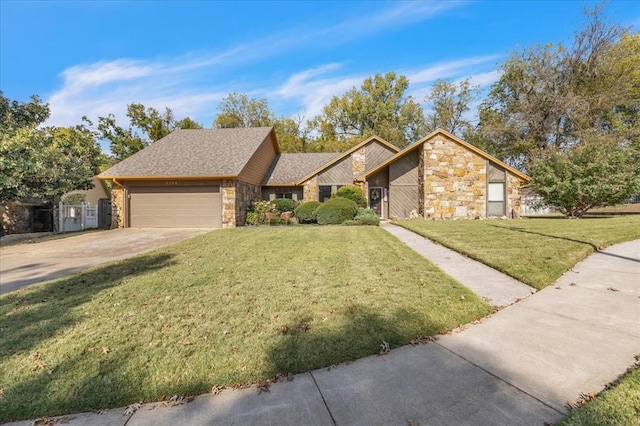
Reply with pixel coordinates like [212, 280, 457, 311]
[45, 1, 471, 128]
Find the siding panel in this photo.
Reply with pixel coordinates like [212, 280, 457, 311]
[366, 142, 398, 171]
[238, 133, 278, 185]
[317, 157, 353, 184]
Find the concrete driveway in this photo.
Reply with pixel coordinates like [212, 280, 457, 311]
[0, 228, 213, 295]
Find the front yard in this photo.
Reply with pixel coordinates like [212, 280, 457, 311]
[0, 226, 490, 422]
[395, 215, 640, 289]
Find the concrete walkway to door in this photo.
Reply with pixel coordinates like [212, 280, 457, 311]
[0, 228, 212, 294]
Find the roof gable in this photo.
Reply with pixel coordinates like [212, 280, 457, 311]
[98, 127, 275, 179]
[262, 153, 339, 185]
[357, 129, 530, 182]
[294, 136, 400, 185]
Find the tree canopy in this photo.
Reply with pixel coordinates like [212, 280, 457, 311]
[0, 92, 102, 203]
[311, 72, 427, 149]
[527, 134, 640, 217]
[424, 78, 479, 137]
[89, 103, 203, 163]
[476, 4, 637, 168]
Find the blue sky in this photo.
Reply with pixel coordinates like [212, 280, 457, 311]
[1, 0, 639, 131]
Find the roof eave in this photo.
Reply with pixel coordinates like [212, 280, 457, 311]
[97, 175, 238, 181]
[294, 135, 399, 185]
[359, 129, 531, 182]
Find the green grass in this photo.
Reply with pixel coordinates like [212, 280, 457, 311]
[394, 216, 640, 289]
[557, 367, 640, 426]
[0, 226, 490, 422]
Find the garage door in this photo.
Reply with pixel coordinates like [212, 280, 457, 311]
[129, 186, 221, 228]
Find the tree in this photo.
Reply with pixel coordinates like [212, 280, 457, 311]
[1, 93, 101, 203]
[0, 91, 49, 131]
[213, 93, 274, 128]
[424, 78, 480, 137]
[477, 4, 635, 168]
[527, 135, 640, 218]
[273, 113, 313, 152]
[312, 72, 427, 148]
[90, 103, 203, 162]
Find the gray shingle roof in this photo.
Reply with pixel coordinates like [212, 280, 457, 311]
[262, 153, 340, 185]
[99, 127, 274, 178]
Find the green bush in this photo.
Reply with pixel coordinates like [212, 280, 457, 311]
[342, 208, 380, 226]
[316, 197, 358, 225]
[271, 198, 298, 214]
[246, 200, 277, 225]
[332, 184, 367, 208]
[246, 211, 258, 225]
[295, 201, 321, 224]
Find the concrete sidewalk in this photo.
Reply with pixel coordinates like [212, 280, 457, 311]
[6, 237, 639, 426]
[381, 223, 535, 307]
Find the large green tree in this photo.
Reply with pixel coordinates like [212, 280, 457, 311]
[527, 134, 640, 217]
[213, 93, 274, 128]
[311, 72, 427, 148]
[424, 78, 480, 137]
[0, 93, 101, 203]
[89, 103, 203, 163]
[477, 4, 637, 168]
[213, 93, 320, 153]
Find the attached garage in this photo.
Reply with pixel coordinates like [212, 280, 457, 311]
[128, 185, 221, 228]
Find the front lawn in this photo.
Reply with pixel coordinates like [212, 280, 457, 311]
[0, 227, 490, 422]
[557, 367, 640, 425]
[395, 216, 640, 289]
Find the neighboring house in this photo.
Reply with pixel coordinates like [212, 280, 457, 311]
[63, 177, 111, 206]
[357, 129, 530, 220]
[98, 127, 530, 229]
[1, 199, 54, 236]
[1, 178, 110, 236]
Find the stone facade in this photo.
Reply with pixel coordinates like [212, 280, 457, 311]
[507, 172, 522, 218]
[302, 176, 319, 202]
[221, 180, 236, 228]
[422, 135, 487, 219]
[110, 187, 125, 229]
[1, 203, 31, 236]
[234, 180, 261, 226]
[352, 147, 366, 177]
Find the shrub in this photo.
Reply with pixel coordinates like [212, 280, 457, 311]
[332, 184, 367, 207]
[246, 200, 277, 225]
[271, 198, 298, 214]
[342, 208, 380, 226]
[245, 211, 258, 225]
[316, 197, 358, 225]
[295, 201, 321, 224]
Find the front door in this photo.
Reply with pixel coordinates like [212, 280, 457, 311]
[369, 187, 383, 217]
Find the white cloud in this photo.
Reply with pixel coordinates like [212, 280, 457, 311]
[44, 1, 467, 128]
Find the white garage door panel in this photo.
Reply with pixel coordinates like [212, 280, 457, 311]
[129, 186, 221, 228]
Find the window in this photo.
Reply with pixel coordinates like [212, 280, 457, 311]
[487, 182, 505, 216]
[319, 186, 332, 202]
[276, 191, 293, 199]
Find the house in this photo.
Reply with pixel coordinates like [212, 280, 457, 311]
[63, 177, 111, 206]
[98, 127, 530, 229]
[1, 178, 111, 236]
[98, 127, 279, 228]
[262, 136, 399, 203]
[357, 129, 530, 219]
[1, 199, 54, 236]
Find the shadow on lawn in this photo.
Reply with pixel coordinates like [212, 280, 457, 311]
[267, 303, 449, 375]
[0, 252, 179, 422]
[488, 224, 599, 251]
[0, 252, 176, 359]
